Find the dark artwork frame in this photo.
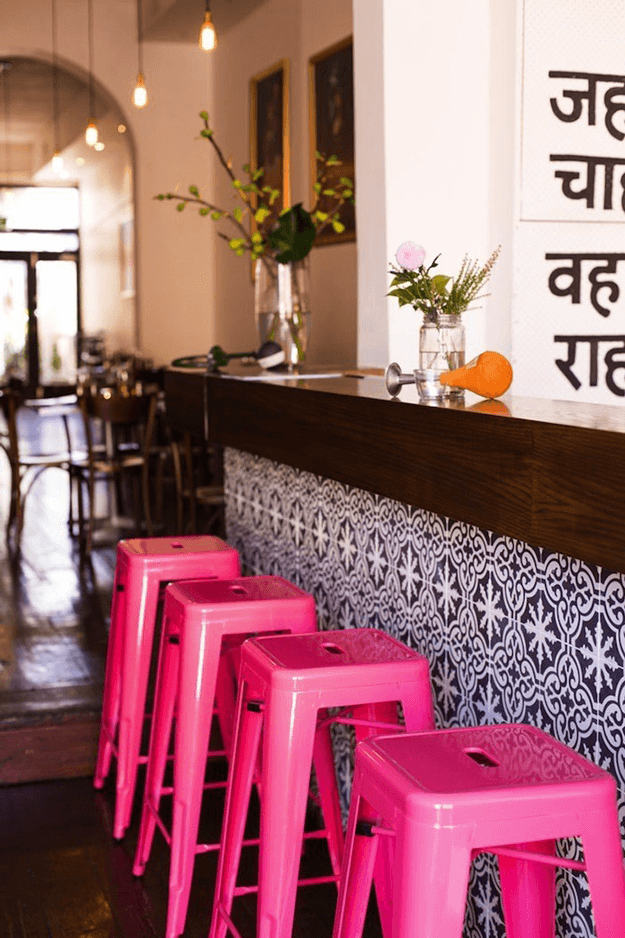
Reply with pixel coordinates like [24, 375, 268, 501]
[250, 59, 290, 221]
[308, 36, 355, 246]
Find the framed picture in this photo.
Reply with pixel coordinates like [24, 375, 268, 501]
[308, 36, 355, 246]
[119, 218, 135, 297]
[250, 59, 290, 220]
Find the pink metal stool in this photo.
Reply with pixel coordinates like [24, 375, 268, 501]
[208, 628, 435, 938]
[93, 535, 240, 839]
[332, 724, 625, 938]
[132, 575, 319, 938]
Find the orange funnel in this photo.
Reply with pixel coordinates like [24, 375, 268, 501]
[439, 351, 513, 399]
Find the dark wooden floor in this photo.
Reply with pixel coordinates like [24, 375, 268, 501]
[0, 412, 382, 938]
[0, 770, 376, 938]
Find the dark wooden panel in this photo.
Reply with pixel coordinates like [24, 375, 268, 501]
[0, 716, 99, 784]
[190, 370, 625, 573]
[164, 369, 207, 438]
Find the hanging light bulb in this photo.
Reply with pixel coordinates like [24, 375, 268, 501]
[85, 119, 98, 147]
[199, 0, 217, 51]
[85, 0, 99, 147]
[132, 72, 148, 108]
[50, 0, 65, 175]
[132, 0, 148, 108]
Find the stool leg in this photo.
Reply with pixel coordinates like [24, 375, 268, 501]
[312, 718, 344, 875]
[209, 681, 265, 938]
[213, 644, 239, 757]
[352, 702, 400, 938]
[395, 822, 472, 938]
[499, 840, 556, 938]
[257, 691, 319, 938]
[165, 623, 222, 938]
[94, 570, 126, 788]
[332, 774, 380, 938]
[582, 805, 625, 936]
[114, 573, 161, 839]
[133, 623, 180, 875]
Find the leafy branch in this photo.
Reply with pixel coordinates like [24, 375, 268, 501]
[155, 112, 354, 266]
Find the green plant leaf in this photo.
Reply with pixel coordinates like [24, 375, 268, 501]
[326, 155, 340, 166]
[343, 189, 353, 199]
[339, 177, 352, 186]
[313, 210, 328, 222]
[232, 179, 242, 189]
[189, 185, 199, 197]
[176, 202, 185, 212]
[313, 182, 322, 194]
[251, 231, 263, 244]
[322, 189, 336, 197]
[200, 128, 213, 138]
[267, 202, 316, 263]
[211, 211, 223, 221]
[200, 110, 209, 120]
[199, 207, 209, 216]
[253, 168, 264, 181]
[332, 219, 345, 234]
[431, 275, 451, 295]
[233, 206, 243, 222]
[255, 207, 270, 224]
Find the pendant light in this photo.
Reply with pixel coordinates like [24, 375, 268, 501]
[51, 0, 64, 172]
[85, 0, 98, 146]
[199, 0, 218, 51]
[132, 0, 148, 108]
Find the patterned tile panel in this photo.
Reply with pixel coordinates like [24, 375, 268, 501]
[224, 447, 625, 938]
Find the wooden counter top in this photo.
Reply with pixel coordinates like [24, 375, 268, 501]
[166, 367, 625, 572]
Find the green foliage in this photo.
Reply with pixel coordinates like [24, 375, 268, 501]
[155, 111, 356, 263]
[267, 203, 316, 263]
[388, 248, 500, 319]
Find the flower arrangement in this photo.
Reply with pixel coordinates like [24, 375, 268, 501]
[156, 111, 354, 269]
[388, 241, 500, 322]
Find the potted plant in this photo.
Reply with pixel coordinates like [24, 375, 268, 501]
[157, 112, 354, 367]
[388, 241, 500, 400]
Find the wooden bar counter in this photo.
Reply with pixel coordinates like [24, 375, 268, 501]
[167, 367, 625, 573]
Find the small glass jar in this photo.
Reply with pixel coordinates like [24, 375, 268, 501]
[417, 313, 465, 402]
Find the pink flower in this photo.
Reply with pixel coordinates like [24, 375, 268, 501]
[395, 241, 426, 270]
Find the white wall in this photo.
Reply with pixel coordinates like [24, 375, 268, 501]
[354, 0, 517, 370]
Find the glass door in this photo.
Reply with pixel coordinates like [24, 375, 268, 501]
[0, 251, 79, 392]
[36, 257, 78, 387]
[0, 256, 29, 385]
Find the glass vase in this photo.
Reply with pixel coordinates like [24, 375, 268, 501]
[417, 313, 465, 402]
[254, 256, 311, 370]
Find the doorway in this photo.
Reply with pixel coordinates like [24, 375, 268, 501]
[0, 186, 80, 395]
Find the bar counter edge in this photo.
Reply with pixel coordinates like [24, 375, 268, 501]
[166, 368, 625, 574]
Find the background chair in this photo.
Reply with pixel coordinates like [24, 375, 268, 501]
[70, 388, 157, 552]
[0, 389, 81, 543]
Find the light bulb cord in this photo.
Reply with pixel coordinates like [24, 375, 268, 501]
[136, 0, 144, 75]
[51, 0, 60, 154]
[87, 0, 95, 121]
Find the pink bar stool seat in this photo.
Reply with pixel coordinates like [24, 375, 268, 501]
[208, 628, 435, 938]
[132, 575, 319, 938]
[93, 535, 240, 839]
[332, 724, 625, 938]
